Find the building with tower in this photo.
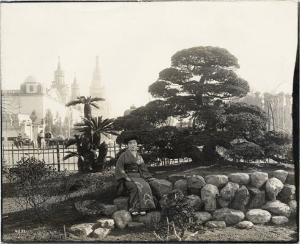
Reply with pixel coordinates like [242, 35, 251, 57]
[89, 56, 110, 118]
[50, 57, 69, 104]
[2, 58, 81, 143]
[71, 76, 80, 101]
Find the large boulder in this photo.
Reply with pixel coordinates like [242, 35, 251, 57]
[212, 208, 244, 225]
[201, 184, 219, 211]
[271, 216, 289, 225]
[213, 208, 231, 221]
[262, 200, 291, 217]
[246, 209, 271, 224]
[194, 212, 212, 224]
[167, 174, 186, 184]
[112, 210, 132, 229]
[288, 200, 297, 217]
[231, 185, 250, 211]
[205, 221, 226, 228]
[69, 223, 94, 237]
[205, 175, 228, 188]
[93, 218, 115, 229]
[285, 172, 295, 185]
[265, 177, 284, 201]
[220, 182, 239, 201]
[248, 187, 266, 209]
[74, 200, 103, 217]
[271, 170, 289, 183]
[174, 179, 188, 195]
[89, 228, 111, 239]
[217, 198, 230, 208]
[149, 179, 173, 200]
[236, 221, 254, 229]
[113, 197, 129, 211]
[278, 184, 296, 203]
[225, 210, 245, 225]
[187, 175, 206, 194]
[184, 195, 202, 211]
[228, 173, 250, 185]
[250, 172, 268, 188]
[135, 211, 161, 227]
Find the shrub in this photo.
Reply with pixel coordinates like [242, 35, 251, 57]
[7, 157, 72, 223]
[154, 189, 198, 241]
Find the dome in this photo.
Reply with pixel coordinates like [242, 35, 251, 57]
[24, 75, 37, 83]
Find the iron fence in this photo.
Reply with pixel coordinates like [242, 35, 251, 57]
[1, 142, 192, 171]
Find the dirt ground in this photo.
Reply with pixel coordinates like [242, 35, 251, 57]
[2, 162, 299, 242]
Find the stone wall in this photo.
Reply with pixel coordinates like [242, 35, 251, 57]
[71, 169, 297, 238]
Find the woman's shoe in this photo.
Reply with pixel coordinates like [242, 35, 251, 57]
[139, 211, 146, 216]
[131, 211, 139, 216]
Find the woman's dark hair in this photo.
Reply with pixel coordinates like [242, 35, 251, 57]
[124, 135, 139, 144]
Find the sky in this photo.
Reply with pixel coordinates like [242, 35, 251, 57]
[1, 1, 298, 118]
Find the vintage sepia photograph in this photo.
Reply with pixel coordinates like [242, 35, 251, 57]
[1, 1, 299, 242]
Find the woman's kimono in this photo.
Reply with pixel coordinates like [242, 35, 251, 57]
[115, 150, 156, 212]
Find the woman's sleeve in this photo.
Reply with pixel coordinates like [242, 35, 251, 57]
[115, 153, 128, 180]
[139, 156, 153, 179]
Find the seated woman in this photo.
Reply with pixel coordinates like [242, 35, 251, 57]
[115, 135, 156, 216]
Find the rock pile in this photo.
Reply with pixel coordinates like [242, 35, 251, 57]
[71, 170, 296, 239]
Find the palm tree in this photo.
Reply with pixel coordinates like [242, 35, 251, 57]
[66, 96, 105, 119]
[64, 117, 119, 172]
[74, 116, 119, 145]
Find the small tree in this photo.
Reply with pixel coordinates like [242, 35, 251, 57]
[44, 109, 54, 133]
[30, 110, 38, 124]
[64, 97, 118, 172]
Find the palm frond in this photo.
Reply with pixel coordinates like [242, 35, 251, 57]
[91, 97, 105, 102]
[73, 122, 86, 127]
[63, 151, 79, 160]
[65, 138, 77, 148]
[75, 127, 90, 133]
[66, 100, 82, 107]
[91, 103, 100, 109]
[82, 118, 95, 128]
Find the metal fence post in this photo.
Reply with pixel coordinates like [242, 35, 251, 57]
[56, 143, 61, 172]
[11, 144, 14, 166]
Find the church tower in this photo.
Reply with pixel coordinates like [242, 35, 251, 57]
[71, 76, 80, 101]
[52, 57, 69, 103]
[89, 56, 109, 118]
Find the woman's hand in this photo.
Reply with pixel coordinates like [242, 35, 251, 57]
[136, 155, 144, 165]
[125, 177, 132, 182]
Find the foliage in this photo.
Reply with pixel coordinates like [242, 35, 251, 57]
[259, 131, 293, 163]
[115, 45, 290, 165]
[116, 127, 198, 165]
[30, 110, 38, 123]
[65, 96, 118, 172]
[225, 141, 265, 163]
[6, 157, 72, 223]
[44, 109, 54, 133]
[66, 96, 104, 119]
[154, 189, 198, 241]
[223, 102, 268, 140]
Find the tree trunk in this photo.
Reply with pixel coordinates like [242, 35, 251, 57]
[84, 104, 92, 119]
